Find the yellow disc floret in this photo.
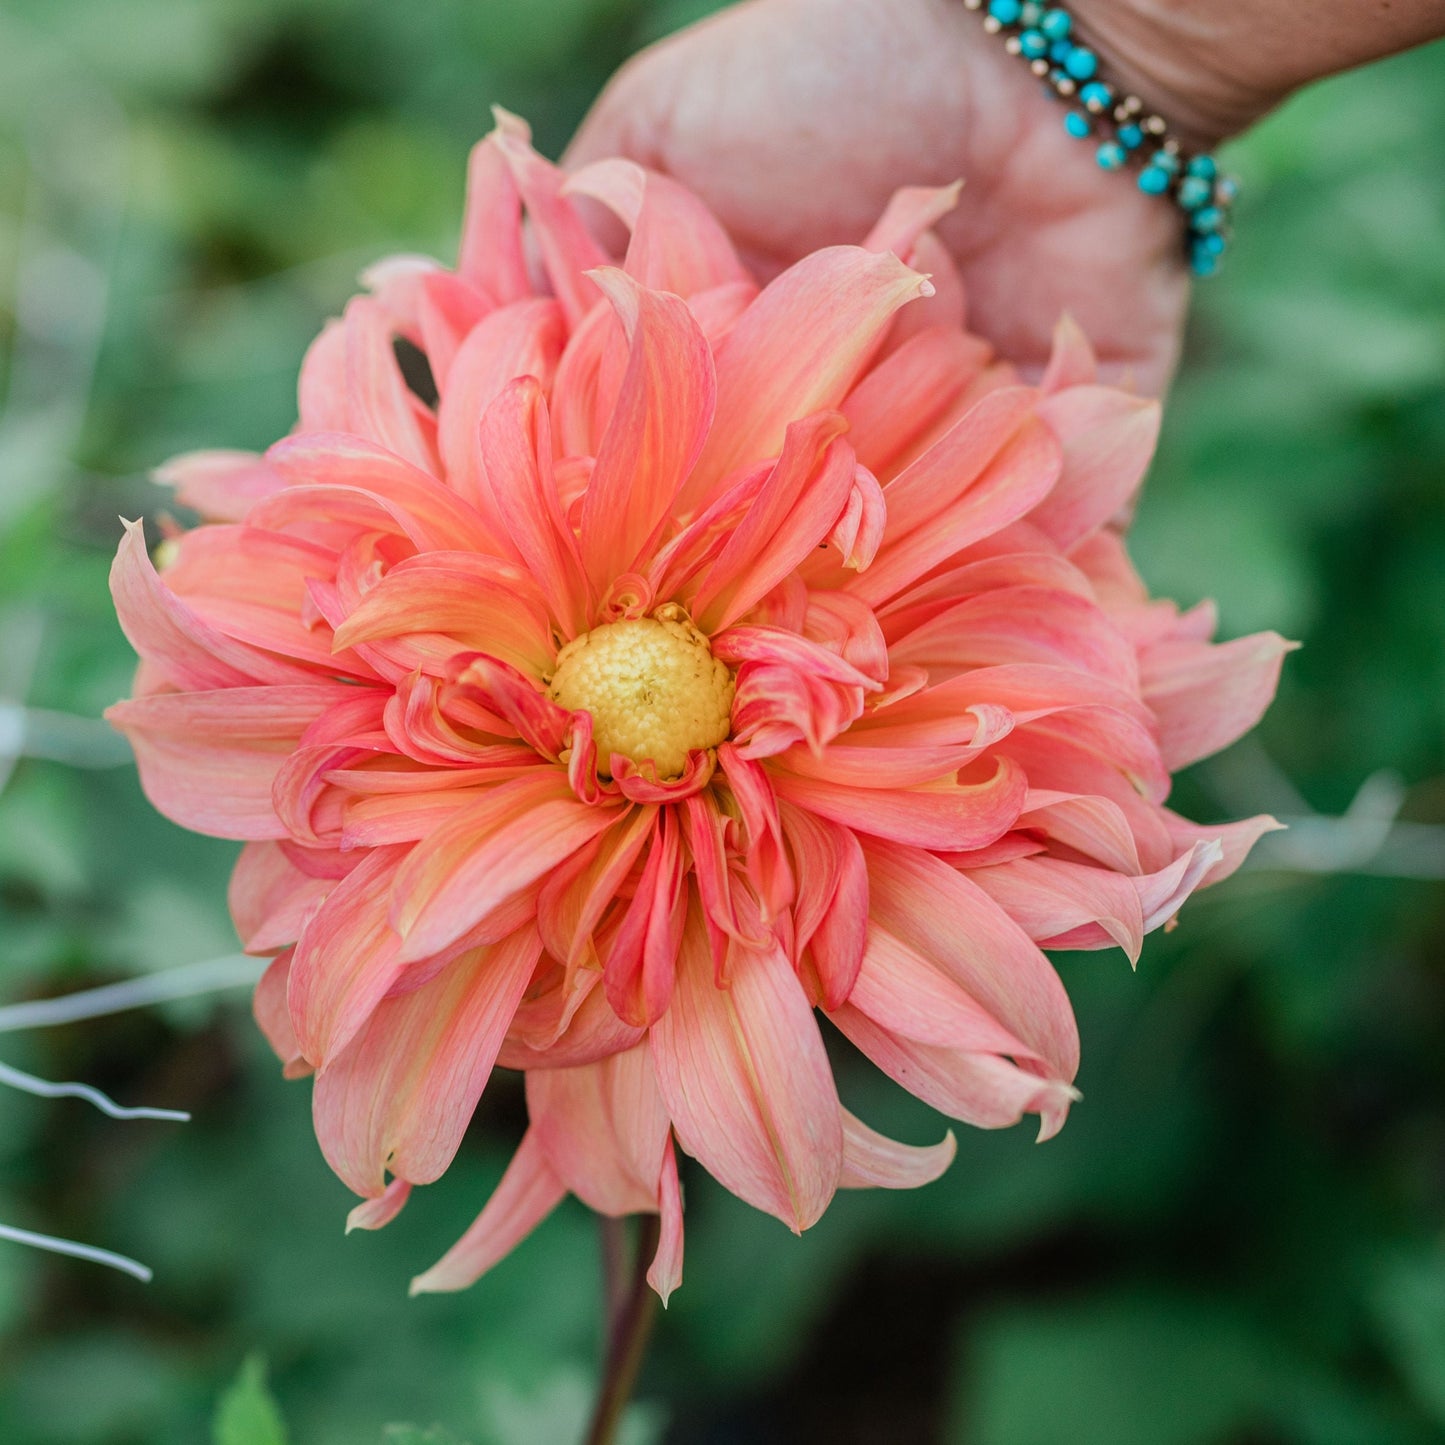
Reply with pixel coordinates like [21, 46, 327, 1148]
[548, 606, 735, 780]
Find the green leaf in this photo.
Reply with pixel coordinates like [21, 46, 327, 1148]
[214, 1355, 289, 1445]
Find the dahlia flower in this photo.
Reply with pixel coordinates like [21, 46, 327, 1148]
[108, 111, 1287, 1302]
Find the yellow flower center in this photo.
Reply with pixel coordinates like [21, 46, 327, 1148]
[548, 607, 735, 780]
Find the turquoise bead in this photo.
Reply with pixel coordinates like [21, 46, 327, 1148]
[1020, 0, 1044, 23]
[1149, 149, 1180, 175]
[1190, 244, 1221, 277]
[1137, 165, 1171, 194]
[1117, 123, 1143, 149]
[1186, 155, 1218, 181]
[1039, 8, 1072, 40]
[1050, 39, 1074, 62]
[1176, 175, 1212, 209]
[1064, 111, 1091, 139]
[1192, 205, 1224, 231]
[1079, 80, 1113, 109]
[1019, 28, 1048, 57]
[988, 0, 1023, 23]
[1217, 177, 1240, 202]
[1198, 232, 1227, 256]
[1096, 141, 1126, 170]
[1064, 47, 1098, 80]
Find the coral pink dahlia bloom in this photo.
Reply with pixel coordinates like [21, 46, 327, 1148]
[107, 112, 1288, 1301]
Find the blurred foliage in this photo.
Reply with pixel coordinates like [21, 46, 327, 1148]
[0, 2, 1442, 1443]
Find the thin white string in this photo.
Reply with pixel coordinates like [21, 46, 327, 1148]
[0, 1060, 190, 1122]
[0, 954, 265, 1034]
[0, 1222, 153, 1282]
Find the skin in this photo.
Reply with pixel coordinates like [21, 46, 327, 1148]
[568, 0, 1445, 395]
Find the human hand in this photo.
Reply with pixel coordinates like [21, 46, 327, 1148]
[568, 0, 1192, 395]
[569, 0, 1445, 397]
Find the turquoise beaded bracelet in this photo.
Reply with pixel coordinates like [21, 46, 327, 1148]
[963, 0, 1236, 276]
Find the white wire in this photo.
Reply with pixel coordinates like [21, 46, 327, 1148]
[0, 1059, 189, 1122]
[0, 954, 265, 1034]
[0, 1221, 152, 1282]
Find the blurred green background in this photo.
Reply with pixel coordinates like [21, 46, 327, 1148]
[0, 2, 1442, 1442]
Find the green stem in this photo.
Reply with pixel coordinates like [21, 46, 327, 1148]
[585, 1214, 661, 1445]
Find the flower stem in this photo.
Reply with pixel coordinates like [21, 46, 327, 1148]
[585, 1214, 661, 1445]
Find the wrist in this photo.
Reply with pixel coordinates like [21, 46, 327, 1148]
[1064, 0, 1289, 149]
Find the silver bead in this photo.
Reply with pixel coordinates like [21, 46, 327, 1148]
[983, 14, 1003, 33]
[1143, 115, 1167, 135]
[1054, 76, 1076, 96]
[1005, 34, 1023, 54]
[1030, 58, 1050, 76]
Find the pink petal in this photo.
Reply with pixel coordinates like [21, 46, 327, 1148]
[847, 923, 1038, 1054]
[389, 772, 623, 963]
[692, 412, 856, 631]
[683, 246, 932, 510]
[457, 126, 530, 305]
[863, 839, 1080, 1083]
[579, 269, 715, 590]
[346, 1178, 412, 1233]
[229, 841, 331, 954]
[780, 802, 868, 1011]
[565, 159, 749, 296]
[603, 808, 687, 1027]
[252, 950, 309, 1078]
[154, 449, 287, 523]
[477, 378, 589, 636]
[852, 402, 1062, 608]
[843, 326, 999, 479]
[492, 109, 607, 329]
[647, 1137, 685, 1304]
[287, 844, 411, 1068]
[313, 926, 543, 1196]
[106, 684, 354, 840]
[839, 1110, 956, 1190]
[832, 1005, 1078, 1141]
[435, 297, 564, 521]
[409, 1126, 566, 1294]
[261, 433, 495, 554]
[109, 520, 311, 691]
[1029, 386, 1160, 549]
[526, 1044, 669, 1217]
[968, 855, 1146, 962]
[1040, 313, 1099, 394]
[537, 806, 659, 966]
[769, 754, 1027, 852]
[1141, 631, 1294, 771]
[330, 552, 555, 679]
[339, 296, 437, 472]
[650, 907, 843, 1232]
[864, 182, 963, 261]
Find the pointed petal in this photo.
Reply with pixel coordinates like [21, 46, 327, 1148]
[579, 268, 715, 590]
[436, 297, 564, 521]
[1029, 386, 1160, 549]
[410, 1127, 566, 1294]
[683, 246, 932, 509]
[313, 927, 543, 1196]
[1141, 631, 1293, 770]
[478, 378, 589, 635]
[650, 906, 842, 1232]
[154, 449, 287, 524]
[287, 844, 410, 1067]
[390, 772, 622, 963]
[565, 159, 749, 296]
[346, 1178, 412, 1233]
[839, 1110, 956, 1190]
[647, 1137, 685, 1304]
[106, 684, 354, 840]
